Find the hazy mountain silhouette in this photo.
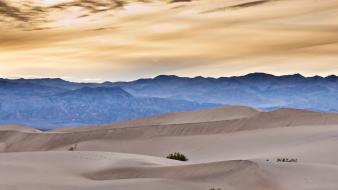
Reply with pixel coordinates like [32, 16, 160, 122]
[0, 84, 216, 129]
[114, 73, 338, 112]
[1, 73, 338, 129]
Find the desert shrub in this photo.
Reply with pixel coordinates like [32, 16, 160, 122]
[276, 157, 298, 163]
[68, 144, 77, 151]
[210, 188, 221, 190]
[166, 152, 188, 161]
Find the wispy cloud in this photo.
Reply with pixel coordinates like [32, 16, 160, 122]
[1, 0, 338, 81]
[0, 0, 28, 22]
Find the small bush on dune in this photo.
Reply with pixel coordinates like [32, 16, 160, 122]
[210, 188, 221, 190]
[68, 144, 77, 151]
[276, 157, 298, 163]
[166, 152, 188, 161]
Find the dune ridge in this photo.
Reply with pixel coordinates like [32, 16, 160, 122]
[2, 106, 338, 152]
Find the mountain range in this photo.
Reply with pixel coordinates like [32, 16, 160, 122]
[1, 73, 338, 129]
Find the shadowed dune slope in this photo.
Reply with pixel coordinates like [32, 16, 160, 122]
[0, 151, 283, 190]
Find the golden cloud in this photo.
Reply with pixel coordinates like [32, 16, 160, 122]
[0, 0, 338, 81]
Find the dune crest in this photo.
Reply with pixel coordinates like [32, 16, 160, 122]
[2, 106, 338, 152]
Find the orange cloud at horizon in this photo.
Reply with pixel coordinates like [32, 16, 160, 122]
[1, 0, 338, 82]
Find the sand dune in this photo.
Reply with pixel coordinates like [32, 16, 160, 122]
[118, 105, 260, 126]
[1, 106, 338, 189]
[0, 124, 40, 132]
[2, 106, 338, 152]
[53, 105, 260, 132]
[0, 151, 283, 190]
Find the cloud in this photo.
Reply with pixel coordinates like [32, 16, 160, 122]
[169, 0, 193, 4]
[201, 0, 274, 13]
[0, 0, 29, 22]
[47, 0, 126, 13]
[0, 0, 338, 81]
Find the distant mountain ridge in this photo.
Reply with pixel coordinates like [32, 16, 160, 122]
[112, 73, 338, 112]
[1, 73, 338, 129]
[0, 84, 216, 129]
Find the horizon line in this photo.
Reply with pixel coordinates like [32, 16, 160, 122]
[1, 72, 338, 83]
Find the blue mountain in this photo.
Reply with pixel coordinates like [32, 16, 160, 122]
[0, 85, 216, 129]
[1, 73, 338, 129]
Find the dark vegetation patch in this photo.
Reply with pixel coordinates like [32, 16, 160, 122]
[166, 152, 188, 161]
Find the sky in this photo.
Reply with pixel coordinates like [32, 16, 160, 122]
[1, 0, 338, 82]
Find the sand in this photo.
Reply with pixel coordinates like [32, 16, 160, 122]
[0, 106, 338, 190]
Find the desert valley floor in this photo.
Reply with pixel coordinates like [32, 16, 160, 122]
[1, 106, 338, 190]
